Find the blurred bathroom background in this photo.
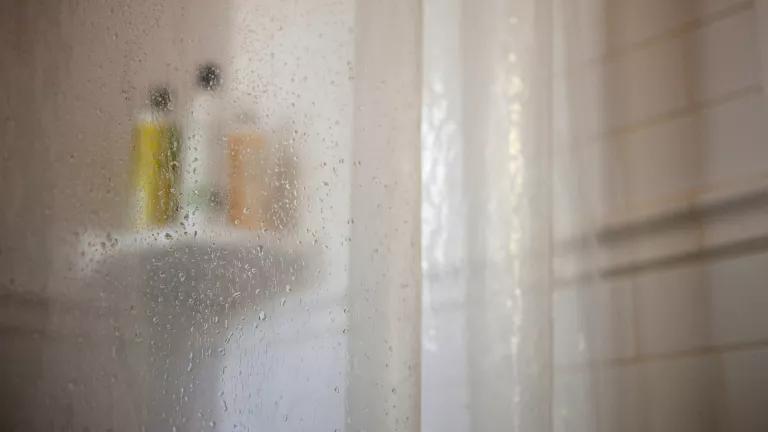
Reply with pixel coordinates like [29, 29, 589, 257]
[2, 0, 768, 431]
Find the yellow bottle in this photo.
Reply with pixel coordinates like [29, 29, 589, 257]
[132, 87, 180, 228]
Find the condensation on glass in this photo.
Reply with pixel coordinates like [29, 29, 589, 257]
[0, 1, 420, 431]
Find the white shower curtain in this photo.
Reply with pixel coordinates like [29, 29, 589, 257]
[422, 0, 556, 430]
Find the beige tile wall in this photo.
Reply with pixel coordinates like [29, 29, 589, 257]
[555, 0, 768, 430]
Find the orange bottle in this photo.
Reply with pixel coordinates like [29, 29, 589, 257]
[228, 127, 274, 231]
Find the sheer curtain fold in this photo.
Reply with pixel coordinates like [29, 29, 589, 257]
[422, 0, 559, 431]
